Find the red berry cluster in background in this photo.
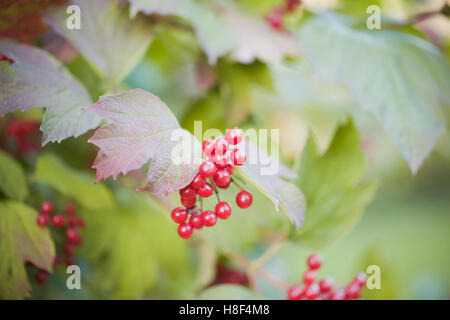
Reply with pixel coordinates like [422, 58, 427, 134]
[33, 201, 85, 284]
[1, 118, 41, 158]
[171, 128, 253, 239]
[287, 254, 367, 300]
[0, 52, 14, 64]
[266, 0, 302, 30]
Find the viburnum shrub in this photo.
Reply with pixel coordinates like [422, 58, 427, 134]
[286, 255, 366, 300]
[33, 201, 85, 284]
[171, 128, 253, 239]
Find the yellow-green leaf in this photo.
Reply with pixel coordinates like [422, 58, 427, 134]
[0, 150, 28, 201]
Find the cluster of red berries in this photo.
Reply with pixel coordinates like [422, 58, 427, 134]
[171, 128, 253, 239]
[0, 53, 14, 64]
[34, 201, 85, 284]
[287, 254, 367, 300]
[1, 118, 41, 158]
[266, 0, 302, 30]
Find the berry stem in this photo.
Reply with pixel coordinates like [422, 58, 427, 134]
[210, 179, 221, 202]
[231, 178, 244, 191]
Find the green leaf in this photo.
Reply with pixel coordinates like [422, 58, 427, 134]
[295, 122, 377, 247]
[129, 0, 234, 65]
[299, 13, 450, 173]
[0, 151, 28, 201]
[197, 284, 255, 300]
[33, 153, 113, 209]
[79, 190, 192, 299]
[46, 0, 154, 84]
[0, 201, 55, 299]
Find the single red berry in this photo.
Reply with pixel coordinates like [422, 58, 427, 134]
[287, 284, 304, 300]
[35, 270, 48, 284]
[171, 207, 188, 223]
[177, 222, 193, 239]
[190, 173, 206, 190]
[225, 128, 243, 145]
[65, 203, 75, 216]
[225, 163, 234, 175]
[66, 228, 81, 245]
[199, 160, 216, 178]
[198, 182, 213, 198]
[189, 214, 203, 229]
[307, 254, 323, 270]
[202, 139, 215, 158]
[266, 9, 283, 30]
[236, 190, 253, 208]
[230, 148, 246, 166]
[304, 283, 320, 300]
[52, 214, 66, 228]
[200, 210, 217, 227]
[319, 277, 334, 293]
[345, 282, 361, 299]
[214, 137, 229, 155]
[215, 201, 232, 220]
[181, 197, 196, 208]
[40, 201, 53, 215]
[66, 257, 74, 266]
[329, 289, 347, 300]
[303, 269, 316, 285]
[179, 186, 197, 199]
[64, 243, 75, 257]
[37, 214, 49, 227]
[68, 216, 78, 227]
[214, 152, 229, 169]
[213, 169, 231, 188]
[353, 272, 367, 288]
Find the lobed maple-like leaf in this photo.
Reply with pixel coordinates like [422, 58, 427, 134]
[46, 0, 154, 84]
[0, 39, 100, 144]
[0, 201, 55, 299]
[87, 88, 202, 194]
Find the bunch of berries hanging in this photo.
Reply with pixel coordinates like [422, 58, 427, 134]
[34, 201, 85, 284]
[171, 128, 253, 239]
[286, 254, 367, 300]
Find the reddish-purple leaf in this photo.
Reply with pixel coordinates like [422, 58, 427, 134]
[87, 88, 202, 194]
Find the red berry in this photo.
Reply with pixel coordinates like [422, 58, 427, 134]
[190, 173, 206, 190]
[287, 284, 304, 300]
[200, 210, 217, 227]
[225, 164, 234, 175]
[225, 128, 243, 145]
[189, 214, 203, 229]
[199, 161, 216, 178]
[286, 0, 301, 11]
[213, 170, 231, 188]
[198, 182, 213, 198]
[303, 269, 316, 285]
[68, 216, 78, 227]
[307, 254, 323, 270]
[181, 197, 196, 208]
[0, 53, 14, 64]
[319, 277, 334, 293]
[37, 214, 49, 227]
[304, 283, 320, 300]
[230, 148, 246, 166]
[214, 137, 229, 155]
[353, 272, 367, 288]
[66, 257, 74, 266]
[214, 152, 229, 169]
[179, 186, 197, 199]
[64, 243, 75, 257]
[236, 190, 253, 209]
[177, 222, 193, 239]
[35, 270, 48, 284]
[66, 228, 81, 245]
[51, 214, 66, 228]
[171, 207, 188, 223]
[345, 282, 361, 299]
[65, 203, 75, 215]
[40, 201, 53, 215]
[266, 9, 283, 30]
[215, 201, 232, 220]
[329, 289, 346, 300]
[202, 139, 215, 158]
